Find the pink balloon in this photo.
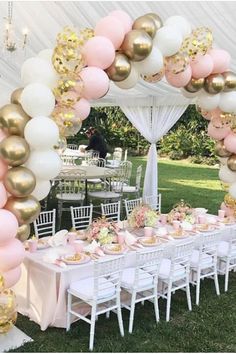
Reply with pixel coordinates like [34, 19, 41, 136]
[0, 182, 7, 208]
[165, 66, 192, 88]
[0, 158, 8, 180]
[0, 209, 18, 246]
[0, 129, 7, 143]
[0, 238, 25, 272]
[82, 36, 115, 70]
[95, 16, 125, 50]
[208, 49, 231, 74]
[207, 122, 231, 140]
[1, 266, 21, 289]
[73, 98, 91, 120]
[191, 54, 214, 79]
[109, 10, 133, 34]
[224, 132, 236, 153]
[220, 202, 234, 217]
[80, 67, 110, 100]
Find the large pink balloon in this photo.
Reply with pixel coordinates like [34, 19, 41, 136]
[0, 129, 7, 143]
[191, 54, 214, 79]
[0, 182, 7, 208]
[207, 122, 231, 140]
[0, 209, 18, 246]
[73, 98, 91, 120]
[220, 202, 234, 217]
[109, 10, 133, 34]
[224, 132, 236, 153]
[208, 49, 231, 74]
[165, 66, 192, 88]
[95, 16, 125, 50]
[82, 36, 115, 70]
[200, 108, 221, 120]
[0, 158, 8, 180]
[2, 266, 21, 289]
[80, 67, 110, 100]
[0, 238, 25, 272]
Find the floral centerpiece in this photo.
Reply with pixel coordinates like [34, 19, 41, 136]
[128, 204, 158, 228]
[168, 199, 195, 224]
[86, 217, 119, 245]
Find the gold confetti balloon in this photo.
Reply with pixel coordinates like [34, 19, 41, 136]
[165, 52, 190, 74]
[224, 193, 236, 208]
[57, 26, 80, 49]
[0, 289, 17, 334]
[141, 67, 165, 83]
[180, 27, 213, 59]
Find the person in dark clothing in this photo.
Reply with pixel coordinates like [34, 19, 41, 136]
[84, 128, 108, 159]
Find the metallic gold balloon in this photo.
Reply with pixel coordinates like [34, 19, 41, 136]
[132, 15, 157, 39]
[16, 224, 31, 242]
[0, 289, 17, 334]
[222, 71, 236, 92]
[0, 275, 4, 291]
[215, 140, 232, 158]
[121, 30, 153, 62]
[0, 104, 30, 137]
[227, 154, 236, 171]
[165, 52, 190, 74]
[0, 136, 30, 167]
[106, 53, 131, 82]
[141, 67, 165, 83]
[5, 195, 41, 225]
[185, 77, 205, 92]
[145, 13, 163, 31]
[204, 74, 225, 94]
[10, 88, 23, 105]
[4, 167, 36, 198]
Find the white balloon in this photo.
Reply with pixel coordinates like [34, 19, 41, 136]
[21, 83, 55, 117]
[24, 116, 59, 150]
[219, 92, 236, 113]
[32, 179, 51, 201]
[115, 65, 139, 89]
[218, 157, 228, 166]
[154, 25, 183, 57]
[134, 46, 163, 76]
[21, 57, 59, 89]
[219, 165, 236, 184]
[164, 16, 192, 37]
[229, 182, 236, 199]
[38, 49, 53, 62]
[25, 150, 62, 180]
[196, 92, 220, 111]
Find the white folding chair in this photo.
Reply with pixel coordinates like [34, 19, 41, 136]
[143, 194, 162, 213]
[101, 201, 121, 222]
[121, 247, 164, 333]
[217, 234, 236, 292]
[190, 232, 220, 305]
[158, 240, 194, 321]
[124, 198, 143, 219]
[33, 209, 56, 238]
[70, 204, 93, 230]
[66, 256, 125, 351]
[67, 144, 78, 150]
[122, 165, 142, 198]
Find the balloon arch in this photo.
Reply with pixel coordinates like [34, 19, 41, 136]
[0, 9, 236, 332]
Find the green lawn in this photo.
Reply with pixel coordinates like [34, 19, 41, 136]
[12, 158, 236, 353]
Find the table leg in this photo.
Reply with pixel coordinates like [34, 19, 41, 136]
[85, 179, 88, 204]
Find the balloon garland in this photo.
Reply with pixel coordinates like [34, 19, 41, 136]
[0, 9, 236, 333]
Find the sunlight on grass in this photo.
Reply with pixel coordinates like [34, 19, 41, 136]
[168, 179, 223, 191]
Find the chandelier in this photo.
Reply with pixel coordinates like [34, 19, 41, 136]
[3, 1, 28, 52]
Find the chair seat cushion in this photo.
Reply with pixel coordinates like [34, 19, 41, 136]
[121, 267, 153, 290]
[69, 277, 115, 300]
[88, 191, 121, 199]
[56, 193, 85, 201]
[218, 241, 236, 258]
[122, 186, 137, 193]
[190, 250, 213, 268]
[159, 258, 186, 280]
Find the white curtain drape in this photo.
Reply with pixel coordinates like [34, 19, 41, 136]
[120, 103, 188, 200]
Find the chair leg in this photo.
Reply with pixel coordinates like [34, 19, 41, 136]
[89, 304, 97, 351]
[196, 270, 201, 306]
[186, 282, 192, 311]
[128, 292, 136, 334]
[116, 294, 124, 337]
[224, 259, 230, 292]
[214, 266, 220, 296]
[66, 292, 72, 332]
[166, 281, 172, 322]
[153, 287, 160, 323]
[58, 202, 63, 229]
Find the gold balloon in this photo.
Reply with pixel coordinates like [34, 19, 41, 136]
[56, 26, 80, 49]
[227, 154, 236, 171]
[4, 195, 41, 225]
[180, 27, 213, 59]
[185, 77, 205, 92]
[0, 136, 30, 167]
[145, 13, 163, 31]
[132, 15, 157, 39]
[106, 53, 131, 82]
[204, 74, 225, 94]
[215, 140, 232, 158]
[4, 167, 36, 198]
[10, 88, 23, 105]
[121, 30, 153, 62]
[16, 224, 31, 242]
[141, 67, 165, 83]
[222, 71, 236, 92]
[224, 193, 236, 208]
[0, 104, 30, 137]
[165, 52, 190, 74]
[0, 289, 17, 334]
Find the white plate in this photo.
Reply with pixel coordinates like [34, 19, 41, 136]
[61, 253, 90, 265]
[139, 237, 161, 247]
[103, 244, 125, 255]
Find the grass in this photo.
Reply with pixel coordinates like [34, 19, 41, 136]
[12, 157, 235, 353]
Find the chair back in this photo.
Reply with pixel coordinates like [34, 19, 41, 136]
[34, 209, 56, 237]
[59, 176, 85, 196]
[113, 148, 123, 161]
[88, 158, 105, 167]
[199, 231, 221, 254]
[119, 161, 132, 184]
[61, 155, 77, 166]
[124, 198, 142, 218]
[71, 205, 93, 230]
[92, 151, 100, 159]
[101, 201, 121, 222]
[171, 240, 195, 263]
[144, 194, 162, 213]
[67, 144, 78, 150]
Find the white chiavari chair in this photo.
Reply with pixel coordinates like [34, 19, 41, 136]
[143, 194, 162, 213]
[67, 144, 78, 150]
[101, 201, 121, 222]
[122, 165, 142, 198]
[217, 233, 236, 292]
[66, 256, 125, 351]
[124, 198, 143, 219]
[70, 204, 93, 230]
[61, 154, 77, 166]
[87, 158, 106, 189]
[119, 160, 132, 186]
[33, 209, 56, 238]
